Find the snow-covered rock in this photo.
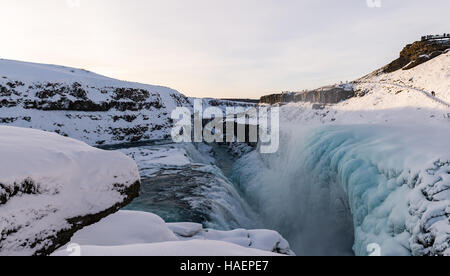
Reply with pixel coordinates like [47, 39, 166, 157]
[0, 59, 192, 145]
[169, 223, 294, 255]
[52, 210, 292, 256]
[67, 211, 178, 246]
[167, 222, 204, 237]
[0, 126, 140, 256]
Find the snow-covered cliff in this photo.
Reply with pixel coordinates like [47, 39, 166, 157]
[0, 59, 192, 145]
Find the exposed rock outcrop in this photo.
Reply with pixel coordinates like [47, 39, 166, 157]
[0, 126, 141, 256]
[383, 37, 450, 73]
[260, 85, 355, 105]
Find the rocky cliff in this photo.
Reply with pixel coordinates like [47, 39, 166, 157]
[383, 37, 450, 73]
[260, 84, 355, 105]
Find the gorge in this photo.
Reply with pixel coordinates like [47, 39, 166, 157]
[0, 38, 449, 256]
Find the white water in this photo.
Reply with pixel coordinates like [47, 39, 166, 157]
[232, 126, 354, 255]
[232, 124, 450, 256]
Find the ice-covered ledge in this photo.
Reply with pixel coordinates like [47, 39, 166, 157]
[0, 126, 140, 256]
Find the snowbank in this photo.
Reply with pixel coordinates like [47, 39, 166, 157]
[0, 126, 140, 256]
[52, 240, 282, 257]
[67, 211, 178, 246]
[52, 210, 292, 256]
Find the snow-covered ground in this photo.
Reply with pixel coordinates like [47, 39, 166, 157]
[53, 240, 282, 257]
[51, 210, 293, 256]
[0, 126, 140, 256]
[352, 51, 449, 110]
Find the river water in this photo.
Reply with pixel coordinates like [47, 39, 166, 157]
[101, 141, 260, 230]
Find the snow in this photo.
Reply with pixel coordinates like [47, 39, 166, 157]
[167, 221, 293, 255]
[67, 211, 178, 246]
[52, 210, 291, 256]
[52, 240, 282, 257]
[179, 228, 294, 255]
[0, 126, 140, 256]
[119, 145, 193, 177]
[352, 52, 449, 110]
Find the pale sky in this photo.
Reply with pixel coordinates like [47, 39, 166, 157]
[0, 0, 448, 99]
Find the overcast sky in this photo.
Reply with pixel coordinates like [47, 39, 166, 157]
[0, 0, 448, 98]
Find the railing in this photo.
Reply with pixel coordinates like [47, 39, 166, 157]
[421, 34, 450, 41]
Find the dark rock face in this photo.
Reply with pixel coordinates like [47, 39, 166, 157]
[384, 38, 450, 73]
[8, 82, 168, 112]
[200, 118, 259, 147]
[220, 98, 260, 104]
[0, 178, 39, 205]
[205, 98, 257, 108]
[260, 87, 355, 105]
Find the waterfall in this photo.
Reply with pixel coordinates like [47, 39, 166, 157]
[232, 123, 450, 256]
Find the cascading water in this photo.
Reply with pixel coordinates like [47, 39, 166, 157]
[232, 126, 355, 256]
[232, 123, 450, 256]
